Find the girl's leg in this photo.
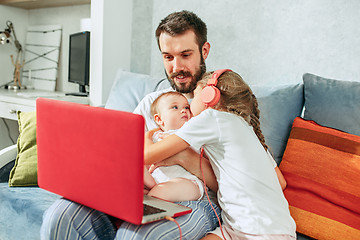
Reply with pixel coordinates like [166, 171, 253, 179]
[40, 198, 116, 240]
[116, 198, 221, 240]
[148, 178, 201, 201]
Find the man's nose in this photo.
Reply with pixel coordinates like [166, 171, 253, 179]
[173, 57, 184, 72]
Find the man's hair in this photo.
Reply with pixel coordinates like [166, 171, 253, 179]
[150, 91, 187, 117]
[155, 10, 207, 52]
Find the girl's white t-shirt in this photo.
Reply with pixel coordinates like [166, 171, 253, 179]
[176, 109, 296, 236]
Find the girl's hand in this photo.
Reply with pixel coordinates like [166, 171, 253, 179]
[145, 128, 161, 149]
[149, 148, 218, 192]
[145, 128, 161, 140]
[144, 134, 190, 166]
[148, 148, 191, 173]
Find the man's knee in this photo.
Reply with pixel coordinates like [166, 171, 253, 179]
[41, 198, 116, 240]
[186, 199, 221, 229]
[41, 199, 69, 239]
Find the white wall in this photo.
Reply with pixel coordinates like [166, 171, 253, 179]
[2, 1, 359, 102]
[1, 1, 134, 106]
[0, 5, 90, 92]
[89, 0, 133, 106]
[0, 6, 27, 149]
[0, 4, 90, 149]
[0, 6, 28, 87]
[130, 0, 153, 75]
[28, 5, 91, 93]
[129, 0, 360, 86]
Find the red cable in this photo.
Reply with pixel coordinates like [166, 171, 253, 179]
[200, 148, 227, 240]
[164, 148, 227, 240]
[165, 216, 182, 240]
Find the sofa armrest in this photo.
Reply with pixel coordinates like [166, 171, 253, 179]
[0, 144, 17, 169]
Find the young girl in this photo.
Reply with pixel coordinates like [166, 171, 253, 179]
[144, 70, 296, 239]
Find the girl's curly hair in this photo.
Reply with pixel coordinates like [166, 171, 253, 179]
[198, 71, 268, 151]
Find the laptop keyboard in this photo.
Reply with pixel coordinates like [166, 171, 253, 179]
[143, 204, 166, 216]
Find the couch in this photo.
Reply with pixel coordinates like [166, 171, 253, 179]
[0, 70, 359, 240]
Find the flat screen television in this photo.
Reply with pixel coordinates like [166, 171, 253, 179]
[67, 31, 90, 96]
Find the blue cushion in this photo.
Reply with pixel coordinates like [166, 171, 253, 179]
[105, 69, 169, 112]
[303, 73, 360, 136]
[0, 182, 60, 239]
[253, 84, 304, 165]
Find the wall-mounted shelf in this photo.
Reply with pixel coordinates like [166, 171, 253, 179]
[0, 0, 90, 9]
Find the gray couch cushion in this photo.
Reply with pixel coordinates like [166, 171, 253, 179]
[105, 69, 169, 112]
[253, 84, 304, 165]
[303, 73, 360, 136]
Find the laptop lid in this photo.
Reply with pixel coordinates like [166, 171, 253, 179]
[36, 98, 191, 225]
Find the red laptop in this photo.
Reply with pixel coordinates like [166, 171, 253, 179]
[36, 98, 191, 225]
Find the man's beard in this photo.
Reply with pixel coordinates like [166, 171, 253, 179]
[166, 58, 206, 94]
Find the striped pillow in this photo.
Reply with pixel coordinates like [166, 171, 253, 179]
[280, 117, 360, 240]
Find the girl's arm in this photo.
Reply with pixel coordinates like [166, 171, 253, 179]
[144, 130, 190, 165]
[149, 147, 218, 193]
[145, 129, 218, 192]
[275, 166, 287, 190]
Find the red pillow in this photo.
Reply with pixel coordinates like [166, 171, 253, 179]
[280, 117, 360, 239]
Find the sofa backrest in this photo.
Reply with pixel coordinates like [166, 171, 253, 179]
[253, 84, 304, 165]
[105, 69, 170, 112]
[105, 69, 305, 165]
[302, 73, 360, 137]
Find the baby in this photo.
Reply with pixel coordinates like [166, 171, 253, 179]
[143, 91, 205, 202]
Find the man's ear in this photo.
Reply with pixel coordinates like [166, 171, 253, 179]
[154, 114, 164, 127]
[202, 42, 210, 60]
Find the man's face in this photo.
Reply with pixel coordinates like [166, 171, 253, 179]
[159, 30, 209, 94]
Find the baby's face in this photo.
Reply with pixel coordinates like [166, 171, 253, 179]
[157, 94, 191, 131]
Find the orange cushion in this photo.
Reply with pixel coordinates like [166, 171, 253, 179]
[280, 117, 360, 240]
